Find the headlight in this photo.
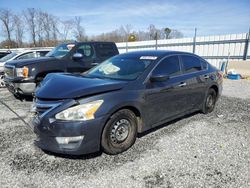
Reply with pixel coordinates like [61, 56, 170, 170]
[16, 66, 29, 77]
[55, 100, 103, 121]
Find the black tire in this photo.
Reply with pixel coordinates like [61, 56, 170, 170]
[0, 75, 5, 88]
[36, 77, 44, 87]
[202, 88, 217, 114]
[101, 109, 137, 155]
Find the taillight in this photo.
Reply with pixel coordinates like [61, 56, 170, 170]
[217, 71, 223, 79]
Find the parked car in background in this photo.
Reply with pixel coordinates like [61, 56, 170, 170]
[0, 49, 50, 87]
[4, 42, 119, 98]
[0, 51, 11, 59]
[32, 50, 223, 155]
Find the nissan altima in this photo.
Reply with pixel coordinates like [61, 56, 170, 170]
[32, 50, 222, 155]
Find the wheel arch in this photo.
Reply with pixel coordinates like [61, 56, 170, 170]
[101, 104, 143, 137]
[209, 84, 219, 100]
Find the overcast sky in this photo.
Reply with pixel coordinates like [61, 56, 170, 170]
[0, 0, 250, 37]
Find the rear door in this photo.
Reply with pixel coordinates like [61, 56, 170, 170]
[179, 54, 207, 109]
[67, 43, 95, 73]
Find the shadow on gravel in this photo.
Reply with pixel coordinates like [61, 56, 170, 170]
[42, 149, 103, 160]
[138, 111, 199, 138]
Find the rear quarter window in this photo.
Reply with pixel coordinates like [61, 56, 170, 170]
[96, 44, 118, 58]
[181, 55, 202, 73]
[200, 59, 208, 69]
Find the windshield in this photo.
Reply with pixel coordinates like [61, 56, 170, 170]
[46, 43, 75, 58]
[0, 52, 17, 62]
[85, 56, 153, 81]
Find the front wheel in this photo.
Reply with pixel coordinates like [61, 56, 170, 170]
[202, 88, 217, 114]
[0, 75, 5, 88]
[101, 109, 137, 155]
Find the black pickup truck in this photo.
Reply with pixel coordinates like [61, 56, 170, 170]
[4, 42, 119, 98]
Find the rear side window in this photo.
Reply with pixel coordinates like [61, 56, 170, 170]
[152, 56, 181, 77]
[200, 59, 208, 69]
[96, 44, 118, 58]
[181, 55, 202, 73]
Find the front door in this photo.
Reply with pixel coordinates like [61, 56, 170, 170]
[67, 44, 95, 73]
[144, 55, 192, 127]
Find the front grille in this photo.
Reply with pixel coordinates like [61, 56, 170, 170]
[4, 66, 15, 78]
[33, 99, 63, 117]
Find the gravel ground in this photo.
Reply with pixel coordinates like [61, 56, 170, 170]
[0, 79, 249, 188]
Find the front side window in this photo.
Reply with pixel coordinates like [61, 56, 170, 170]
[152, 56, 181, 77]
[16, 52, 36, 60]
[76, 44, 93, 58]
[181, 55, 202, 73]
[46, 43, 75, 58]
[85, 56, 153, 80]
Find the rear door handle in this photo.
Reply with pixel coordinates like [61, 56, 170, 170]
[204, 75, 210, 79]
[91, 63, 98, 66]
[178, 82, 187, 87]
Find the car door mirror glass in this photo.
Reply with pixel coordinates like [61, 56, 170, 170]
[150, 74, 169, 82]
[72, 53, 83, 60]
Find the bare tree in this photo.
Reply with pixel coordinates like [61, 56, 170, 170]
[51, 15, 59, 43]
[73, 16, 86, 41]
[0, 9, 13, 46]
[36, 12, 45, 45]
[23, 8, 37, 46]
[13, 14, 24, 47]
[60, 19, 73, 41]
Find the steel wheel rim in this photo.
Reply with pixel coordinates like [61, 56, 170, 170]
[0, 75, 5, 87]
[110, 119, 130, 143]
[206, 94, 214, 109]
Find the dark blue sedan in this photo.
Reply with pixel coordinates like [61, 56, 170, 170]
[32, 50, 223, 155]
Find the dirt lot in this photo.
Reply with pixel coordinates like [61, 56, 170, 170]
[0, 79, 249, 188]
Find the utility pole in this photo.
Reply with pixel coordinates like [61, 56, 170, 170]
[155, 32, 158, 50]
[243, 28, 250, 60]
[193, 28, 197, 53]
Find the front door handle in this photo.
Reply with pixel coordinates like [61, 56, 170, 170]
[178, 82, 187, 87]
[91, 63, 98, 66]
[204, 75, 210, 79]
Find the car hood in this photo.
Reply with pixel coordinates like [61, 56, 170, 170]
[5, 56, 57, 67]
[35, 73, 128, 99]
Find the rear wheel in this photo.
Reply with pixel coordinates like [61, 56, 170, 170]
[202, 88, 217, 114]
[101, 109, 137, 155]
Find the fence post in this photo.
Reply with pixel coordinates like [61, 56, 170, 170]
[155, 32, 158, 50]
[243, 28, 250, 60]
[193, 28, 197, 53]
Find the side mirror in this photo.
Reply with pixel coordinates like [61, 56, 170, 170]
[72, 53, 83, 60]
[150, 74, 169, 82]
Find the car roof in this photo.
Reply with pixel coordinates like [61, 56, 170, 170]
[62, 41, 116, 45]
[13, 49, 50, 54]
[118, 50, 196, 59]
